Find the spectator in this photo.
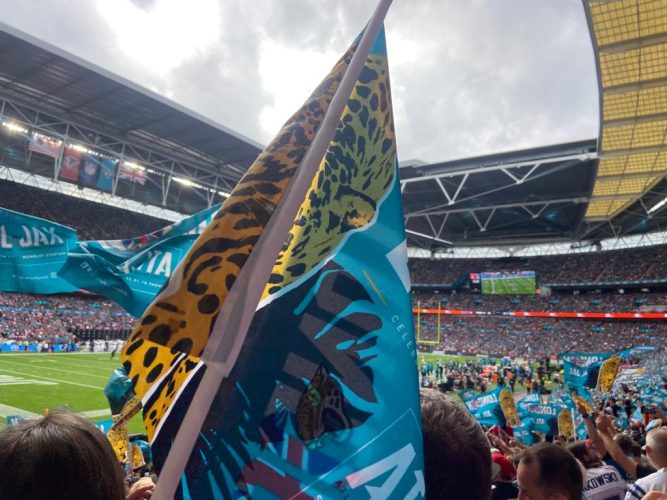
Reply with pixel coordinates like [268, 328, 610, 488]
[0, 411, 127, 500]
[568, 441, 626, 499]
[626, 429, 667, 500]
[516, 442, 583, 500]
[491, 452, 519, 500]
[420, 388, 492, 499]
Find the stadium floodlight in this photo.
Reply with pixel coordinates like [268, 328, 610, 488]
[174, 177, 194, 187]
[647, 196, 667, 215]
[2, 121, 28, 134]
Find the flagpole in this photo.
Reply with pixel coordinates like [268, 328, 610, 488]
[152, 0, 394, 497]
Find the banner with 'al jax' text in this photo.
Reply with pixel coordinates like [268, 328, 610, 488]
[0, 208, 79, 294]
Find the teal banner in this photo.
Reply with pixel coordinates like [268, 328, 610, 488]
[80, 203, 220, 264]
[58, 204, 221, 316]
[0, 208, 79, 294]
[59, 234, 198, 317]
[463, 387, 504, 426]
[559, 352, 612, 367]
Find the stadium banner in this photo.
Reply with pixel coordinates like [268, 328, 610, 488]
[79, 154, 101, 187]
[27, 133, 63, 159]
[119, 163, 147, 185]
[123, 9, 425, 498]
[463, 387, 504, 426]
[560, 352, 613, 368]
[413, 308, 667, 320]
[0, 208, 79, 294]
[96, 157, 118, 192]
[60, 145, 82, 181]
[58, 234, 198, 317]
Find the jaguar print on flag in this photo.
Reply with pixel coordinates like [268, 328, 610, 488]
[122, 25, 424, 499]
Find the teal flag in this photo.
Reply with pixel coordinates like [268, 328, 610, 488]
[463, 387, 504, 426]
[79, 203, 220, 264]
[560, 352, 612, 367]
[563, 360, 594, 389]
[59, 234, 198, 317]
[58, 204, 221, 316]
[525, 403, 560, 435]
[96, 157, 118, 192]
[0, 208, 79, 293]
[122, 16, 424, 498]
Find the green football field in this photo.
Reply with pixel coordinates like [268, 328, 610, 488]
[0, 352, 146, 434]
[481, 275, 535, 295]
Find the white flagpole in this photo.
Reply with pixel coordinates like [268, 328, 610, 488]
[152, 0, 394, 497]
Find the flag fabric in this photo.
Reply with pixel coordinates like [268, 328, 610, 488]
[58, 204, 221, 316]
[59, 234, 199, 317]
[27, 133, 63, 159]
[563, 360, 594, 389]
[122, 11, 422, 499]
[463, 388, 504, 426]
[60, 146, 82, 181]
[79, 154, 101, 187]
[0, 208, 79, 294]
[560, 352, 613, 368]
[96, 157, 118, 192]
[119, 164, 147, 185]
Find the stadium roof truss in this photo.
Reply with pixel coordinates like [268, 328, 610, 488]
[584, 0, 667, 221]
[400, 141, 598, 248]
[4, 19, 667, 251]
[0, 23, 262, 216]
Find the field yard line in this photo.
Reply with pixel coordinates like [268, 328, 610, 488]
[0, 403, 39, 419]
[0, 358, 110, 379]
[0, 367, 104, 390]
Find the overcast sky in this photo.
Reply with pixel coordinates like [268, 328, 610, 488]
[0, 0, 599, 164]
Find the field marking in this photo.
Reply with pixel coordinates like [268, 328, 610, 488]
[0, 367, 104, 390]
[0, 374, 57, 386]
[0, 358, 110, 379]
[0, 403, 39, 419]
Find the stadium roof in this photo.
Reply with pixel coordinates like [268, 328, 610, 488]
[584, 0, 667, 221]
[2, 19, 667, 252]
[0, 22, 263, 189]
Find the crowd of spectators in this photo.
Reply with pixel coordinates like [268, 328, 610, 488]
[416, 314, 667, 358]
[0, 179, 169, 240]
[410, 245, 667, 285]
[0, 292, 134, 342]
[414, 290, 667, 313]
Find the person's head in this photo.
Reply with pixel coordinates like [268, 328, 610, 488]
[0, 410, 125, 500]
[420, 388, 492, 499]
[645, 428, 667, 469]
[516, 442, 583, 500]
[567, 441, 602, 469]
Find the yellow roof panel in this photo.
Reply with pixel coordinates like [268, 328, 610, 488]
[601, 119, 667, 151]
[600, 42, 667, 88]
[586, 0, 667, 221]
[591, 0, 667, 46]
[603, 85, 667, 122]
